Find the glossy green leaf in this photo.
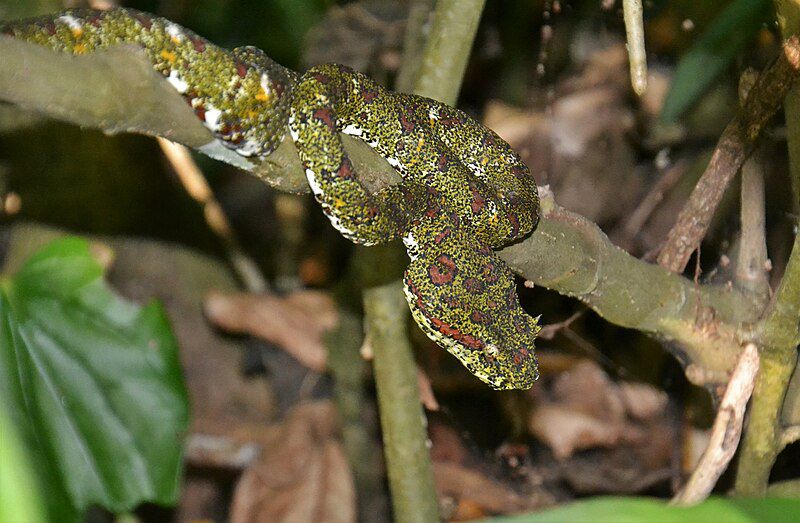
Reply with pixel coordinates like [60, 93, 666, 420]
[0, 404, 47, 522]
[660, 0, 771, 123]
[487, 496, 800, 522]
[0, 238, 188, 520]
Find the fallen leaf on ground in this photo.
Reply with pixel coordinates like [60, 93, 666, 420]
[433, 461, 531, 518]
[560, 448, 673, 494]
[529, 360, 665, 459]
[531, 405, 637, 460]
[179, 476, 227, 523]
[230, 401, 355, 523]
[428, 422, 554, 519]
[528, 359, 675, 494]
[429, 421, 470, 465]
[618, 382, 669, 421]
[204, 290, 338, 372]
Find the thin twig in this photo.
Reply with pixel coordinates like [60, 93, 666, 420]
[735, 149, 770, 302]
[735, 230, 800, 496]
[157, 138, 267, 293]
[615, 158, 689, 250]
[324, 312, 388, 519]
[364, 282, 439, 522]
[394, 0, 436, 93]
[672, 343, 759, 505]
[538, 310, 584, 340]
[416, 367, 440, 411]
[412, 0, 486, 104]
[622, 0, 647, 96]
[781, 424, 800, 446]
[658, 36, 800, 273]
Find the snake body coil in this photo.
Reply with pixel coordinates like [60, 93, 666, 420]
[2, 8, 541, 389]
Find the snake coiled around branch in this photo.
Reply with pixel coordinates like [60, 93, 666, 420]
[2, 8, 541, 389]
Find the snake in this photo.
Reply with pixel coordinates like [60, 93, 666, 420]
[1, 8, 541, 390]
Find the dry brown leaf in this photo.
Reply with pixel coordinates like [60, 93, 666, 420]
[230, 401, 356, 523]
[529, 360, 666, 459]
[428, 422, 554, 518]
[433, 461, 529, 516]
[429, 422, 470, 465]
[204, 290, 338, 372]
[530, 405, 631, 460]
[550, 360, 627, 420]
[560, 449, 672, 494]
[618, 382, 669, 421]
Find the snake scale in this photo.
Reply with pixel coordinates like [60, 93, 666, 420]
[2, 8, 541, 389]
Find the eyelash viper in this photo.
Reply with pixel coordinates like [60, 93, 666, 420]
[1, 8, 541, 390]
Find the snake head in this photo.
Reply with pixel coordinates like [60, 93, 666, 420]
[468, 319, 541, 390]
[402, 230, 542, 391]
[414, 306, 541, 390]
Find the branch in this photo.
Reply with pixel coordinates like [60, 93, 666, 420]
[412, 0, 486, 104]
[735, 231, 800, 496]
[616, 159, 688, 251]
[324, 312, 388, 519]
[394, 0, 436, 93]
[759, 232, 800, 351]
[781, 424, 800, 446]
[0, 36, 309, 193]
[501, 187, 760, 387]
[775, 0, 800, 209]
[0, 24, 764, 390]
[732, 3, 800, 494]
[734, 149, 770, 303]
[733, 348, 797, 496]
[768, 0, 800, 437]
[671, 343, 759, 505]
[357, 0, 486, 519]
[657, 36, 800, 273]
[363, 282, 439, 522]
[767, 478, 800, 498]
[622, 0, 647, 95]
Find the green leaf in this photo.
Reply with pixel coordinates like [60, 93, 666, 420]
[0, 404, 47, 522]
[660, 0, 771, 123]
[0, 237, 188, 520]
[486, 496, 800, 522]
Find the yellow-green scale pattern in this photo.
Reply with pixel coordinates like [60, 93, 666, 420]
[2, 8, 541, 389]
[2, 8, 297, 157]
